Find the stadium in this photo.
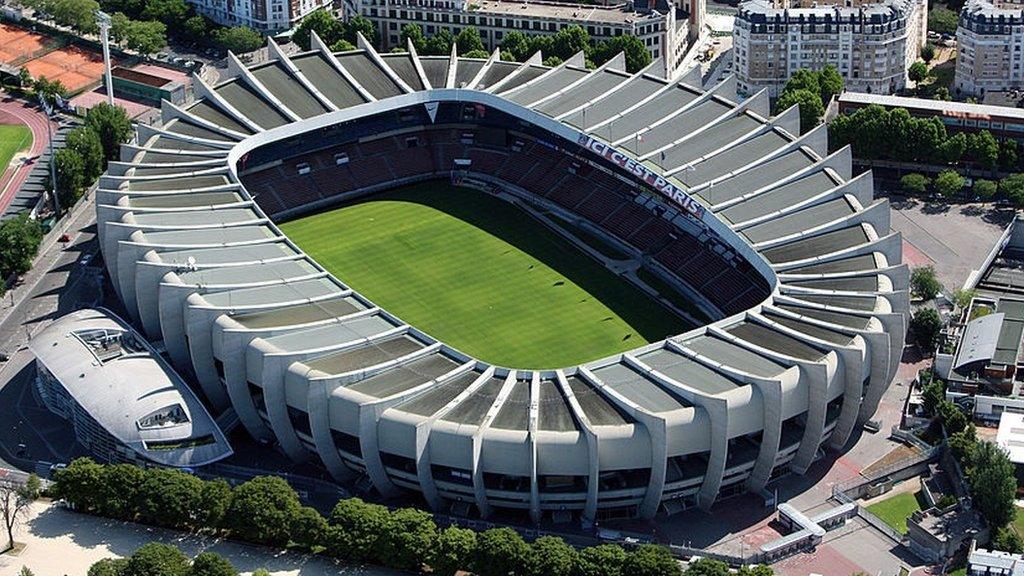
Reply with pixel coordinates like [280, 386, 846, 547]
[91, 32, 908, 523]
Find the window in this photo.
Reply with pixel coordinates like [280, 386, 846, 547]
[137, 404, 189, 429]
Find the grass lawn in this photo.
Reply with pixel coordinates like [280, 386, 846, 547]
[281, 181, 693, 369]
[1011, 507, 1024, 537]
[866, 491, 926, 534]
[0, 124, 32, 171]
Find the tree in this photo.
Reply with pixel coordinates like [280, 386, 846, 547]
[530, 536, 577, 576]
[20, 475, 41, 502]
[456, 26, 484, 54]
[737, 565, 774, 576]
[293, 9, 341, 51]
[52, 458, 105, 511]
[974, 179, 998, 200]
[501, 30, 532, 61]
[114, 18, 166, 55]
[33, 76, 68, 106]
[87, 558, 128, 576]
[910, 307, 942, 350]
[463, 49, 490, 58]
[911, 266, 942, 300]
[215, 26, 263, 54]
[224, 476, 302, 546]
[96, 463, 145, 520]
[929, 8, 959, 35]
[921, 377, 945, 416]
[196, 478, 232, 528]
[376, 507, 437, 570]
[189, 552, 238, 576]
[938, 400, 969, 436]
[0, 480, 32, 552]
[85, 103, 133, 162]
[921, 43, 936, 63]
[550, 25, 589, 61]
[133, 467, 204, 529]
[326, 497, 390, 562]
[685, 558, 730, 576]
[183, 15, 207, 41]
[543, 56, 564, 67]
[123, 543, 190, 576]
[44, 0, 101, 33]
[1001, 173, 1024, 207]
[401, 23, 426, 52]
[344, 15, 378, 47]
[953, 288, 978, 311]
[784, 68, 821, 96]
[576, 544, 628, 576]
[141, 0, 187, 28]
[948, 424, 978, 463]
[901, 173, 930, 194]
[66, 126, 105, 181]
[993, 526, 1024, 553]
[330, 39, 356, 52]
[969, 441, 1018, 528]
[908, 61, 929, 83]
[473, 527, 533, 576]
[934, 169, 965, 198]
[53, 148, 86, 208]
[288, 505, 327, 551]
[423, 28, 454, 56]
[621, 544, 681, 576]
[429, 526, 476, 576]
[817, 65, 844, 103]
[18, 67, 31, 87]
[0, 214, 44, 279]
[594, 35, 651, 73]
[1000, 140, 1020, 171]
[776, 88, 824, 134]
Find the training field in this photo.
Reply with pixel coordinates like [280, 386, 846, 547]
[0, 124, 32, 170]
[281, 181, 691, 369]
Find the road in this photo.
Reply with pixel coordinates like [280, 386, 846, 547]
[0, 193, 100, 470]
[0, 97, 54, 216]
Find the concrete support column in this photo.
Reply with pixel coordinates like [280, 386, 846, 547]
[307, 378, 357, 483]
[528, 373, 541, 524]
[471, 373, 518, 519]
[556, 371, 600, 522]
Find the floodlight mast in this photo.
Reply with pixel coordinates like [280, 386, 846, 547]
[96, 10, 114, 105]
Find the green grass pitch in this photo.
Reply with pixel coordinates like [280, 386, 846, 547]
[280, 181, 693, 369]
[0, 124, 32, 172]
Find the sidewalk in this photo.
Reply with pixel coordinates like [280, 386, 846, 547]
[0, 501, 400, 576]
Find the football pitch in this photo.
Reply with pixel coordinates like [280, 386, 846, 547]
[281, 181, 692, 369]
[0, 124, 31, 171]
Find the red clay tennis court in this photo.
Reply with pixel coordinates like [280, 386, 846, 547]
[23, 45, 110, 92]
[0, 23, 54, 65]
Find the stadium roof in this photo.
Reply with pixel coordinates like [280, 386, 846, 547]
[95, 33, 908, 488]
[29, 308, 233, 467]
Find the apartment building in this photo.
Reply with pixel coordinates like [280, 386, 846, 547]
[955, 0, 1024, 97]
[189, 0, 330, 32]
[359, 0, 693, 78]
[733, 0, 927, 97]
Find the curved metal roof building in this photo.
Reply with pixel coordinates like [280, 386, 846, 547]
[94, 32, 908, 522]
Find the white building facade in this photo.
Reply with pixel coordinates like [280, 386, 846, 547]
[955, 0, 1024, 97]
[733, 0, 927, 97]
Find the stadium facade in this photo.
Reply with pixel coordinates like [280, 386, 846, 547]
[91, 33, 907, 521]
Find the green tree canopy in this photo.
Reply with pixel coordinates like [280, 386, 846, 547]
[910, 307, 942, 350]
[463, 49, 490, 58]
[224, 476, 302, 546]
[969, 441, 1018, 528]
[776, 88, 823, 134]
[685, 558, 730, 576]
[196, 478, 232, 528]
[934, 169, 965, 198]
[0, 214, 43, 279]
[423, 28, 454, 56]
[621, 544, 681, 576]
[53, 147, 86, 208]
[87, 558, 128, 576]
[784, 69, 820, 96]
[326, 497, 390, 562]
[84, 103, 133, 162]
[909, 61, 929, 83]
[911, 266, 942, 300]
[594, 35, 651, 73]
[901, 173, 930, 195]
[133, 468, 204, 528]
[1001, 173, 1024, 207]
[66, 126, 105, 181]
[974, 179, 997, 199]
[214, 26, 263, 54]
[287, 505, 327, 551]
[376, 507, 437, 570]
[429, 526, 477, 576]
[817, 65, 844, 103]
[550, 25, 589, 61]
[929, 8, 959, 35]
[993, 526, 1024, 553]
[140, 0, 187, 28]
[293, 9, 341, 50]
[473, 528, 533, 576]
[576, 544, 628, 576]
[124, 542, 191, 576]
[456, 26, 484, 54]
[401, 23, 426, 52]
[530, 536, 577, 576]
[921, 43, 936, 63]
[96, 463, 145, 520]
[189, 552, 238, 576]
[500, 30, 532, 61]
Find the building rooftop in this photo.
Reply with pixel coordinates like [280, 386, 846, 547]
[28, 308, 232, 467]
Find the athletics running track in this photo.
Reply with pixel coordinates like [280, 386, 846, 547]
[0, 97, 54, 216]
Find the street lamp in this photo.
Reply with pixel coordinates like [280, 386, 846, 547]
[95, 10, 114, 105]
